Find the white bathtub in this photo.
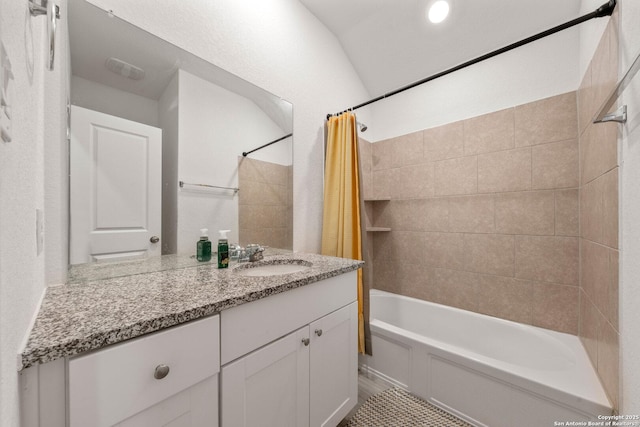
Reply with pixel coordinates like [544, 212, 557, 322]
[360, 290, 612, 427]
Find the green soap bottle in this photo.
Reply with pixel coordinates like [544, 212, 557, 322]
[218, 229, 230, 268]
[196, 228, 212, 262]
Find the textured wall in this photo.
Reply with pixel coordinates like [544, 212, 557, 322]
[577, 13, 620, 410]
[0, 0, 67, 423]
[362, 92, 581, 335]
[84, 0, 371, 254]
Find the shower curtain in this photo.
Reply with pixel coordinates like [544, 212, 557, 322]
[321, 112, 370, 355]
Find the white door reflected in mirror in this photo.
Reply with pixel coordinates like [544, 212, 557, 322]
[69, 106, 162, 264]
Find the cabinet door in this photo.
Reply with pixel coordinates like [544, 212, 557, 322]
[310, 302, 358, 427]
[116, 375, 218, 427]
[221, 327, 310, 427]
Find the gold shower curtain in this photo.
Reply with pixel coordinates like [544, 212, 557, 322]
[321, 112, 367, 354]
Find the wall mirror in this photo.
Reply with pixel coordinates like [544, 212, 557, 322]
[67, 0, 293, 279]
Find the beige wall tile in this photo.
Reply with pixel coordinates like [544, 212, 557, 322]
[477, 276, 533, 324]
[580, 291, 601, 367]
[598, 320, 619, 409]
[359, 139, 373, 200]
[602, 168, 619, 249]
[515, 235, 578, 285]
[390, 131, 424, 168]
[414, 198, 449, 232]
[591, 24, 616, 114]
[580, 177, 604, 243]
[372, 139, 393, 171]
[555, 189, 579, 236]
[423, 121, 464, 161]
[373, 169, 392, 200]
[532, 283, 578, 334]
[433, 268, 479, 312]
[477, 148, 532, 193]
[580, 122, 618, 185]
[463, 233, 514, 277]
[395, 163, 434, 199]
[578, 64, 594, 135]
[423, 232, 465, 270]
[581, 239, 611, 320]
[515, 92, 578, 148]
[448, 195, 495, 233]
[371, 199, 392, 229]
[609, 249, 619, 332]
[463, 108, 514, 155]
[532, 139, 579, 190]
[399, 263, 437, 302]
[495, 191, 554, 235]
[434, 156, 478, 196]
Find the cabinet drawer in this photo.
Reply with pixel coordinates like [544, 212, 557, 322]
[68, 315, 219, 427]
[221, 270, 357, 364]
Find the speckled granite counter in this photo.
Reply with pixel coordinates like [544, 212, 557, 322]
[19, 252, 363, 370]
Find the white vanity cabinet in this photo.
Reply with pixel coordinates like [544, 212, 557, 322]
[220, 271, 358, 427]
[68, 315, 220, 427]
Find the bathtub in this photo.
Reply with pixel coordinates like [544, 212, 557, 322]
[360, 290, 612, 427]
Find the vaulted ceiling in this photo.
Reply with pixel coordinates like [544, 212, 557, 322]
[298, 0, 583, 97]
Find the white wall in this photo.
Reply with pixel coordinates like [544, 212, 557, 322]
[71, 75, 159, 127]
[618, 0, 640, 413]
[364, 28, 581, 142]
[0, 0, 67, 424]
[85, 0, 370, 254]
[159, 72, 179, 255]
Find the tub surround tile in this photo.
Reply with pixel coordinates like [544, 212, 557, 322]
[532, 139, 579, 190]
[580, 122, 618, 186]
[423, 232, 465, 270]
[494, 191, 554, 236]
[598, 320, 619, 408]
[434, 156, 478, 196]
[580, 176, 604, 242]
[463, 108, 515, 155]
[433, 268, 479, 312]
[577, 65, 594, 135]
[373, 169, 393, 200]
[602, 168, 619, 249]
[394, 163, 435, 199]
[555, 189, 579, 237]
[579, 291, 601, 367]
[477, 276, 532, 325]
[423, 121, 464, 161]
[514, 92, 577, 148]
[515, 236, 578, 285]
[20, 252, 363, 370]
[448, 195, 495, 233]
[477, 148, 532, 193]
[532, 283, 578, 335]
[372, 138, 393, 171]
[390, 131, 424, 168]
[463, 234, 514, 277]
[581, 239, 611, 320]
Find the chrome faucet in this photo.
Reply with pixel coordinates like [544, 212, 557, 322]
[246, 244, 265, 262]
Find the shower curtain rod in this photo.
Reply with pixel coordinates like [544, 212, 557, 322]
[326, 0, 617, 119]
[242, 133, 293, 157]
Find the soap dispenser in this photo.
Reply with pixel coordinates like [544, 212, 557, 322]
[196, 228, 212, 262]
[218, 230, 230, 268]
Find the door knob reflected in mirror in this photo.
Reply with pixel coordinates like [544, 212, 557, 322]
[150, 236, 160, 243]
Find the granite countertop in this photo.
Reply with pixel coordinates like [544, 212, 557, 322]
[19, 252, 363, 371]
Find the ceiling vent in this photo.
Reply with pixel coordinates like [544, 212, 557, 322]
[105, 57, 145, 80]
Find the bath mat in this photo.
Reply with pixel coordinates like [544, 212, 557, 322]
[345, 387, 471, 427]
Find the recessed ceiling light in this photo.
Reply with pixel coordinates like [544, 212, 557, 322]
[428, 0, 450, 24]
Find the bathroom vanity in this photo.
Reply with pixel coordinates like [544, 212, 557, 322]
[19, 253, 362, 427]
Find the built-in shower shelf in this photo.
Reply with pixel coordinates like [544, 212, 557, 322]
[364, 198, 391, 202]
[366, 227, 391, 232]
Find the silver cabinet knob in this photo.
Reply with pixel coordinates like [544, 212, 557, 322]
[154, 364, 170, 380]
[150, 236, 160, 243]
[315, 329, 323, 337]
[301, 338, 310, 346]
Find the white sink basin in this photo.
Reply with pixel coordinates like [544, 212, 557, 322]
[233, 261, 311, 277]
